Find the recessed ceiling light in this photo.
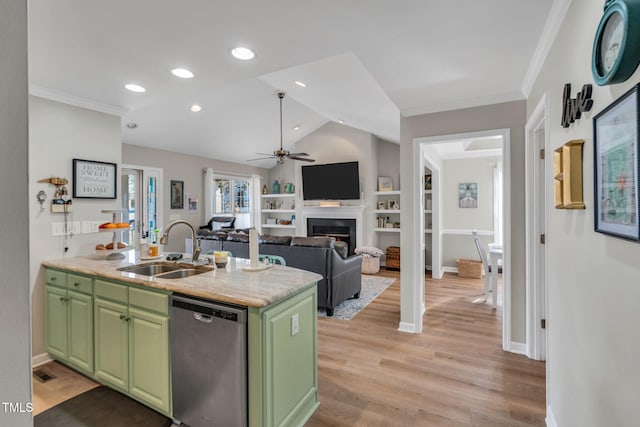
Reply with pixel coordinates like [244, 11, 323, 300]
[171, 68, 195, 79]
[190, 104, 202, 112]
[293, 125, 301, 131]
[125, 83, 146, 93]
[126, 122, 137, 129]
[294, 81, 307, 88]
[231, 47, 255, 60]
[338, 119, 345, 124]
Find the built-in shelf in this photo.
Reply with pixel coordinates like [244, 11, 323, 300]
[261, 224, 296, 229]
[425, 229, 432, 234]
[261, 193, 295, 198]
[262, 209, 295, 213]
[374, 227, 401, 232]
[424, 190, 432, 194]
[374, 209, 401, 214]
[424, 209, 432, 213]
[373, 190, 400, 196]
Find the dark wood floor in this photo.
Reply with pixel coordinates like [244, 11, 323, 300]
[306, 270, 546, 427]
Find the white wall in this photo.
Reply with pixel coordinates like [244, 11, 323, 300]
[527, 0, 640, 424]
[0, 1, 31, 424]
[400, 101, 526, 339]
[441, 157, 498, 267]
[29, 96, 122, 358]
[123, 144, 269, 251]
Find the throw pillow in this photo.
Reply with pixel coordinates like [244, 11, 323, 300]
[259, 235, 292, 245]
[333, 241, 348, 259]
[354, 246, 384, 257]
[227, 232, 250, 242]
[290, 236, 335, 248]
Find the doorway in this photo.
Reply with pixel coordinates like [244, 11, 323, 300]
[413, 128, 512, 351]
[121, 165, 163, 245]
[525, 96, 548, 362]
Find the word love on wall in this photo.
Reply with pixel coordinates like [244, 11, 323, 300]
[561, 83, 593, 128]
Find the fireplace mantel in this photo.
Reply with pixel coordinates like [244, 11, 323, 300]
[301, 205, 365, 248]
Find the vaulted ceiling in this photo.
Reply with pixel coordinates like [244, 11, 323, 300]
[29, 0, 554, 168]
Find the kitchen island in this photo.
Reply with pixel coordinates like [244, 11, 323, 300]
[42, 252, 322, 427]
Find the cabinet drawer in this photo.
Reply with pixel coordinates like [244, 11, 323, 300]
[45, 269, 67, 286]
[129, 287, 168, 316]
[95, 280, 128, 304]
[67, 274, 93, 295]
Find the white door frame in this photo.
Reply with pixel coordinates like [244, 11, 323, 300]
[413, 128, 512, 351]
[121, 164, 164, 235]
[525, 95, 549, 362]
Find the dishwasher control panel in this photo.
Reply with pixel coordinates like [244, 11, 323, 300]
[172, 298, 239, 322]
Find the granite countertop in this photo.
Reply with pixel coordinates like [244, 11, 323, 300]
[42, 252, 322, 308]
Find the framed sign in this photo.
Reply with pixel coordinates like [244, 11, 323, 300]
[593, 83, 640, 241]
[171, 180, 184, 209]
[72, 159, 117, 199]
[459, 182, 478, 208]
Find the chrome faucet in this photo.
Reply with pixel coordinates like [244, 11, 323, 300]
[159, 220, 201, 264]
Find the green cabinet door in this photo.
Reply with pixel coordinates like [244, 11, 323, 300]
[67, 290, 93, 375]
[94, 297, 129, 392]
[128, 307, 171, 415]
[45, 285, 68, 360]
[249, 285, 319, 427]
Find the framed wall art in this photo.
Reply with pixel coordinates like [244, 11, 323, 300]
[377, 176, 393, 192]
[187, 194, 199, 213]
[458, 183, 478, 208]
[72, 158, 117, 199]
[170, 180, 184, 209]
[593, 83, 640, 241]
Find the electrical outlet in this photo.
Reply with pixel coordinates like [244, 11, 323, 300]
[71, 222, 82, 234]
[51, 222, 66, 236]
[81, 221, 93, 234]
[291, 313, 299, 336]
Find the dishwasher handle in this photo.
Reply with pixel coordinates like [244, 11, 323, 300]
[193, 312, 213, 323]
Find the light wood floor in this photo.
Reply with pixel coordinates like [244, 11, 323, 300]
[33, 270, 545, 425]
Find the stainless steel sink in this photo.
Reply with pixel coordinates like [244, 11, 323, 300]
[158, 269, 207, 279]
[118, 262, 182, 276]
[117, 262, 212, 279]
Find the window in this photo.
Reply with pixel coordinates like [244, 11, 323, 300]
[213, 177, 251, 214]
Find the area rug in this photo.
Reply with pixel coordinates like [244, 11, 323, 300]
[318, 275, 396, 320]
[34, 386, 172, 427]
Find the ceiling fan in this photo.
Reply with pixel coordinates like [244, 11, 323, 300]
[248, 92, 315, 165]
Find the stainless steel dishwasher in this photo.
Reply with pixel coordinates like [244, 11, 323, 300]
[170, 294, 247, 427]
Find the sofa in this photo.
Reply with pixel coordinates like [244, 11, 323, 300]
[191, 232, 362, 316]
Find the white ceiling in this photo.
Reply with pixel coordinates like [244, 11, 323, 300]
[28, 0, 554, 169]
[426, 136, 504, 161]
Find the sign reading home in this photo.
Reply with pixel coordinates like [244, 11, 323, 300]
[72, 159, 117, 199]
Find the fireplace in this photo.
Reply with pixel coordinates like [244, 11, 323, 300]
[307, 218, 357, 255]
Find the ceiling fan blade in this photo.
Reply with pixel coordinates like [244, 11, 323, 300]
[247, 156, 277, 162]
[288, 156, 315, 162]
[287, 152, 310, 157]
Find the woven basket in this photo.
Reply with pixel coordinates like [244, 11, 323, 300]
[361, 254, 380, 274]
[457, 258, 483, 279]
[386, 246, 400, 270]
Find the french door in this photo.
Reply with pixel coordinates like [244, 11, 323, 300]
[121, 166, 162, 245]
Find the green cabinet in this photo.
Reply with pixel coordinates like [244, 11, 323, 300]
[44, 269, 94, 376]
[248, 285, 319, 427]
[93, 279, 171, 416]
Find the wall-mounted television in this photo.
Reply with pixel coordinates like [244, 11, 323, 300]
[302, 161, 360, 200]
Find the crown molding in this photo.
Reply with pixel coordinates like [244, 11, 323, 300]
[29, 84, 128, 116]
[521, 0, 573, 97]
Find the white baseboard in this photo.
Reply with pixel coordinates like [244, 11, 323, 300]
[545, 405, 558, 427]
[398, 322, 419, 333]
[510, 342, 527, 355]
[442, 266, 458, 274]
[32, 353, 52, 368]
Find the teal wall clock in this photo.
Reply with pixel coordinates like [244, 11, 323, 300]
[592, 0, 640, 86]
